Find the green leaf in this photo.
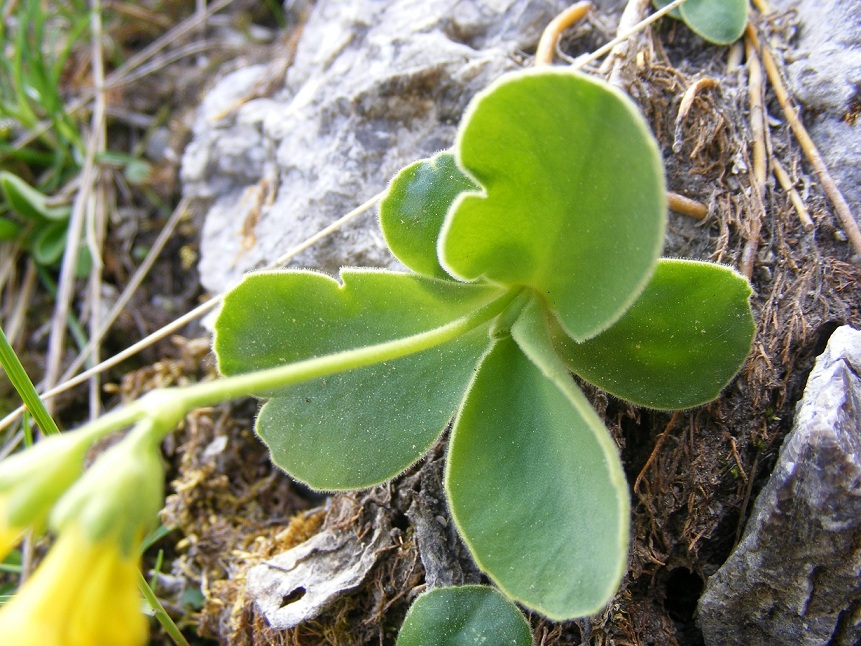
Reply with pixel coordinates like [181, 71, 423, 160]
[97, 150, 153, 185]
[215, 269, 500, 375]
[74, 244, 93, 278]
[551, 259, 755, 409]
[214, 269, 502, 489]
[446, 325, 629, 619]
[0, 323, 61, 437]
[396, 585, 532, 646]
[124, 159, 153, 186]
[31, 219, 68, 265]
[0, 218, 22, 241]
[652, 0, 682, 19]
[0, 171, 70, 222]
[440, 68, 665, 342]
[380, 152, 478, 279]
[255, 325, 490, 489]
[681, 0, 747, 44]
[654, 0, 748, 45]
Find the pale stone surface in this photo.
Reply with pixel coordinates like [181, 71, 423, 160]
[770, 0, 861, 228]
[698, 326, 861, 646]
[183, 0, 570, 294]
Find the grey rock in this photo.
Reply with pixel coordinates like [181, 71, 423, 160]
[698, 326, 861, 646]
[769, 0, 861, 226]
[403, 453, 482, 589]
[770, 0, 861, 115]
[182, 65, 272, 200]
[183, 0, 569, 295]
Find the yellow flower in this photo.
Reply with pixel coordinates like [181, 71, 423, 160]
[0, 422, 165, 645]
[0, 523, 148, 646]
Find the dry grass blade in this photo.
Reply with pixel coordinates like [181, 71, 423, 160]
[42, 0, 109, 414]
[772, 158, 814, 231]
[85, 0, 109, 419]
[3, 260, 37, 348]
[62, 198, 192, 388]
[600, 0, 650, 84]
[745, 39, 767, 190]
[1, 242, 35, 348]
[747, 25, 861, 259]
[105, 41, 228, 90]
[740, 165, 765, 279]
[571, 0, 688, 73]
[739, 31, 768, 279]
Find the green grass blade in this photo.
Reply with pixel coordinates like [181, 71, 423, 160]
[137, 570, 190, 646]
[0, 324, 61, 436]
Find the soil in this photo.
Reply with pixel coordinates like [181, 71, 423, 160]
[7, 2, 860, 645]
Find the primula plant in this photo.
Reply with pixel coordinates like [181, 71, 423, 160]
[215, 68, 754, 632]
[0, 67, 753, 643]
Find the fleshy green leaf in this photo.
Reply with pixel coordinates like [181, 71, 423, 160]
[0, 171, 70, 222]
[396, 585, 532, 646]
[551, 259, 755, 409]
[680, 0, 747, 44]
[215, 269, 500, 374]
[446, 325, 629, 619]
[440, 68, 665, 342]
[654, 0, 748, 45]
[652, 0, 682, 19]
[380, 152, 478, 279]
[214, 269, 502, 489]
[255, 324, 490, 489]
[0, 218, 22, 241]
[31, 220, 68, 265]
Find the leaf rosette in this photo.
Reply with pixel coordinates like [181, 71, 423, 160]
[215, 67, 755, 622]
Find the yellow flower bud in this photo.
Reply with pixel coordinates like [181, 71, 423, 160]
[0, 432, 92, 560]
[0, 523, 148, 645]
[0, 492, 24, 558]
[50, 424, 164, 552]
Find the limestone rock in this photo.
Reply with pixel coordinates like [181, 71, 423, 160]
[770, 0, 861, 226]
[183, 0, 570, 295]
[402, 453, 482, 589]
[698, 326, 861, 645]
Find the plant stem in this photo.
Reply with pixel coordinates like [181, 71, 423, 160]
[80, 288, 524, 445]
[179, 288, 523, 412]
